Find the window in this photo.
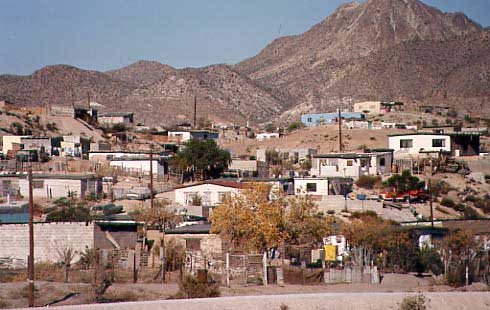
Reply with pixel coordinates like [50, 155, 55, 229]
[307, 117, 312, 123]
[185, 238, 201, 251]
[379, 158, 386, 167]
[432, 139, 445, 147]
[346, 160, 354, 166]
[306, 183, 317, 192]
[218, 192, 229, 203]
[400, 139, 413, 148]
[32, 180, 44, 189]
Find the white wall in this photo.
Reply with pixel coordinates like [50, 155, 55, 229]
[175, 184, 240, 206]
[389, 134, 451, 157]
[256, 133, 279, 142]
[109, 160, 165, 175]
[19, 178, 83, 198]
[168, 131, 192, 142]
[0, 222, 95, 264]
[294, 178, 329, 196]
[1, 136, 25, 153]
[88, 152, 149, 161]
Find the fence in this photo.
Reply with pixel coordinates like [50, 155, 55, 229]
[184, 251, 267, 286]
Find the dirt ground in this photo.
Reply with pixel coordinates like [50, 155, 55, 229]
[220, 125, 407, 157]
[1, 274, 487, 309]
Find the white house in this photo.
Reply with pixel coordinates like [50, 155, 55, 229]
[19, 174, 102, 199]
[98, 112, 134, 125]
[388, 134, 451, 158]
[294, 178, 329, 196]
[88, 151, 152, 161]
[168, 131, 219, 143]
[174, 181, 245, 207]
[310, 152, 393, 180]
[109, 158, 167, 175]
[256, 133, 279, 142]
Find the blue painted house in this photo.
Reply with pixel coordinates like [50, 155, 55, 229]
[301, 112, 365, 127]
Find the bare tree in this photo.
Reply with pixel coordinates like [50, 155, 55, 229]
[56, 246, 77, 283]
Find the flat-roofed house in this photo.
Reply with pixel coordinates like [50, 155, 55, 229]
[19, 174, 102, 199]
[310, 151, 393, 179]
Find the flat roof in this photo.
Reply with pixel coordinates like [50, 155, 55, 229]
[99, 112, 133, 117]
[18, 173, 99, 180]
[166, 223, 212, 234]
[313, 152, 390, 159]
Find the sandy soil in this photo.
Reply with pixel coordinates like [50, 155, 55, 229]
[220, 125, 408, 157]
[2, 274, 488, 309]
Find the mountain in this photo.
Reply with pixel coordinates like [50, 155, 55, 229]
[236, 0, 490, 119]
[0, 61, 285, 125]
[1, 0, 489, 125]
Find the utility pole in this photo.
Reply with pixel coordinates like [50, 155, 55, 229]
[338, 109, 343, 152]
[149, 146, 154, 210]
[193, 96, 197, 129]
[28, 169, 35, 307]
[428, 159, 434, 228]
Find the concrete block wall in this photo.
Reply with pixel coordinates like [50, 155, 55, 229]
[0, 222, 95, 265]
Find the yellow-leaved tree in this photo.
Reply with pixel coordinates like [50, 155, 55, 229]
[210, 183, 332, 253]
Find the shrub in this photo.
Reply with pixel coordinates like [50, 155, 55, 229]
[351, 210, 378, 219]
[171, 273, 220, 299]
[399, 293, 427, 310]
[356, 175, 381, 189]
[440, 198, 455, 209]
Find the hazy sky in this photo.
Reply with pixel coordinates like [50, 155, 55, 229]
[1, 0, 489, 75]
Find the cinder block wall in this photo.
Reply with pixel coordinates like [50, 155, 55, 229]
[0, 222, 95, 264]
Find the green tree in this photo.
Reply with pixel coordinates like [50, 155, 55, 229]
[384, 170, 424, 194]
[173, 139, 231, 180]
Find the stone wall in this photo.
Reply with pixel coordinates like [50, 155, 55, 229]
[0, 222, 95, 265]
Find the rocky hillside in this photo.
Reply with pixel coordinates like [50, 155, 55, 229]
[1, 0, 489, 125]
[236, 0, 490, 119]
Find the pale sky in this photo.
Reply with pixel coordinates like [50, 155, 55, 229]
[1, 0, 489, 75]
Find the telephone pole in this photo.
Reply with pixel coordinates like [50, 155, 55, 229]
[149, 146, 154, 210]
[28, 169, 35, 307]
[338, 109, 343, 152]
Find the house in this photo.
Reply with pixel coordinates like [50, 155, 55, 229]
[174, 181, 245, 207]
[294, 177, 329, 196]
[389, 133, 480, 157]
[59, 135, 90, 157]
[2, 136, 51, 160]
[168, 130, 219, 143]
[389, 133, 451, 158]
[301, 112, 365, 127]
[164, 223, 223, 273]
[0, 100, 16, 111]
[0, 174, 20, 197]
[310, 151, 393, 179]
[49, 105, 75, 117]
[0, 201, 29, 224]
[344, 120, 372, 130]
[256, 133, 279, 142]
[419, 125, 456, 134]
[353, 101, 403, 115]
[109, 157, 168, 175]
[88, 150, 154, 161]
[256, 148, 317, 163]
[19, 174, 102, 199]
[226, 159, 268, 178]
[98, 112, 134, 126]
[0, 221, 138, 264]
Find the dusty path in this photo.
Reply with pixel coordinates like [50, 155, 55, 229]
[13, 292, 490, 310]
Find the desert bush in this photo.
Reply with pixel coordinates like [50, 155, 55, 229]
[0, 297, 9, 309]
[399, 293, 427, 310]
[440, 198, 455, 209]
[171, 273, 220, 299]
[101, 290, 139, 303]
[356, 175, 381, 189]
[351, 210, 378, 219]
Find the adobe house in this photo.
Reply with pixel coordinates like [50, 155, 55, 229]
[18, 173, 102, 199]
